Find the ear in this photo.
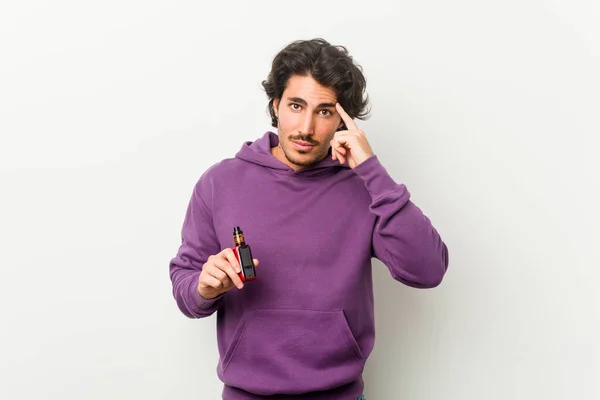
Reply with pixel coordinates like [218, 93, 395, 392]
[273, 98, 280, 117]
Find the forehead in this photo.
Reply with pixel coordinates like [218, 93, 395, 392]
[283, 75, 337, 104]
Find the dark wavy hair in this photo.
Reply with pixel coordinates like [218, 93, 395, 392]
[262, 38, 370, 129]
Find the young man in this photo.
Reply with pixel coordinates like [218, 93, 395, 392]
[169, 38, 449, 400]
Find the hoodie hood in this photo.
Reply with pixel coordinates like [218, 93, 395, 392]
[235, 131, 350, 177]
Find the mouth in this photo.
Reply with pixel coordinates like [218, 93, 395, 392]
[291, 140, 316, 152]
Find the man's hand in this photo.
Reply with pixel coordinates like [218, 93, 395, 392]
[330, 103, 374, 168]
[197, 248, 259, 300]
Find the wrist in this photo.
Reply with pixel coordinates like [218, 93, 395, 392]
[197, 285, 219, 300]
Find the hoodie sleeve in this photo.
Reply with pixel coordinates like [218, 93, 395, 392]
[352, 155, 449, 288]
[169, 171, 225, 318]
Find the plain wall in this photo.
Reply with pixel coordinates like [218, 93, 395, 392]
[1, 0, 599, 399]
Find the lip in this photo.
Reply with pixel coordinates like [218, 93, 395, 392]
[291, 140, 316, 151]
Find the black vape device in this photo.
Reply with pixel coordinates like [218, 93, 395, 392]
[232, 226, 256, 282]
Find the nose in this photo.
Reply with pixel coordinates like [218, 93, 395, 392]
[299, 112, 315, 136]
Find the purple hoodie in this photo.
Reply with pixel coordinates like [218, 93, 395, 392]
[170, 131, 449, 399]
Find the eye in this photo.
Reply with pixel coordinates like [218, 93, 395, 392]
[290, 103, 301, 111]
[319, 109, 332, 116]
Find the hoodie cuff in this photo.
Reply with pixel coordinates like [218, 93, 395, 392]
[189, 271, 225, 310]
[352, 155, 403, 198]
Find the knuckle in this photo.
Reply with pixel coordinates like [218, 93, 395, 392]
[216, 269, 226, 279]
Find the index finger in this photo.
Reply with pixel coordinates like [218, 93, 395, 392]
[335, 102, 358, 130]
[220, 249, 245, 288]
[221, 248, 241, 273]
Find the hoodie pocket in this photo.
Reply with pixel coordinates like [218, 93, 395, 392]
[219, 308, 365, 396]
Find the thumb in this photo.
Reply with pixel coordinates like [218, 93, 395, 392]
[253, 258, 259, 267]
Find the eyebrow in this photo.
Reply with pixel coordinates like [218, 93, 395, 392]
[286, 97, 337, 109]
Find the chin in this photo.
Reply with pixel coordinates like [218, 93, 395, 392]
[281, 141, 327, 168]
[286, 152, 320, 167]
[289, 157, 318, 168]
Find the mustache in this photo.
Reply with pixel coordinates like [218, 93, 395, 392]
[288, 135, 319, 145]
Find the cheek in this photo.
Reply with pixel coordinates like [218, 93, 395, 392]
[316, 120, 339, 138]
[278, 111, 298, 130]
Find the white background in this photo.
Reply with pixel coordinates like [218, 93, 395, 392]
[1, 1, 599, 399]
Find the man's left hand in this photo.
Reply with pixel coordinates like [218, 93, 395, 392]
[330, 103, 374, 169]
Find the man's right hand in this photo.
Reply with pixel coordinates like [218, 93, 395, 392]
[197, 248, 259, 300]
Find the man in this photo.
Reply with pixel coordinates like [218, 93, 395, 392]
[169, 38, 449, 400]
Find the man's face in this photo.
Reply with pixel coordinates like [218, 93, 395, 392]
[272, 74, 343, 170]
